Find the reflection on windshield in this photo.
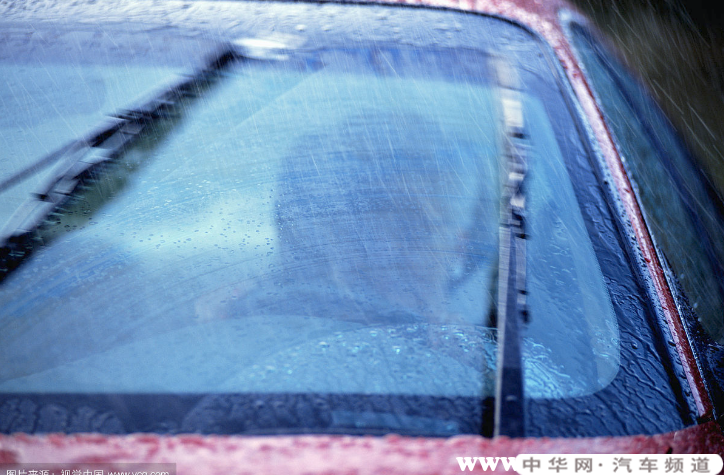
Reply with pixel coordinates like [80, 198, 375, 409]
[0, 45, 619, 434]
[208, 106, 496, 326]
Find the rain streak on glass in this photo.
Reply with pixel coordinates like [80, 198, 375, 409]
[0, 4, 623, 436]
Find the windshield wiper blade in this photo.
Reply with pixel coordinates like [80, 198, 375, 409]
[0, 45, 242, 281]
[492, 58, 529, 438]
[0, 46, 242, 198]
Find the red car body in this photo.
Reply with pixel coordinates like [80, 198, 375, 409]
[1, 0, 722, 471]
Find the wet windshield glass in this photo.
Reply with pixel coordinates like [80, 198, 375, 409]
[0, 29, 216, 229]
[0, 4, 622, 436]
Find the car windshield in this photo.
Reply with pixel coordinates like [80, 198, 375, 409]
[0, 28, 214, 230]
[1, 2, 685, 438]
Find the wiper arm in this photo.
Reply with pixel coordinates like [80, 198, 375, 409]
[0, 47, 240, 198]
[492, 58, 529, 438]
[0, 45, 242, 281]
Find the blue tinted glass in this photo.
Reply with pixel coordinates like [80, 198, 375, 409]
[0, 57, 502, 396]
[0, 49, 618, 400]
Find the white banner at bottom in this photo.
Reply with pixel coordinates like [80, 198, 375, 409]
[514, 454, 723, 475]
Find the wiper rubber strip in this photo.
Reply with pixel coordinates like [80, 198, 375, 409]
[492, 57, 529, 438]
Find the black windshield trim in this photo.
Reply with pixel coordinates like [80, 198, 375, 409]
[0, 392, 492, 437]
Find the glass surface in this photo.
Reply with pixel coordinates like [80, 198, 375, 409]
[0, 64, 182, 229]
[569, 24, 724, 343]
[0, 46, 618, 400]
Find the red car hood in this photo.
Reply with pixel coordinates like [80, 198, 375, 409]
[1, 422, 723, 474]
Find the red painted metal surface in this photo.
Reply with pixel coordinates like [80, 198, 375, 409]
[2, 0, 722, 468]
[0, 422, 722, 473]
[1, 422, 723, 473]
